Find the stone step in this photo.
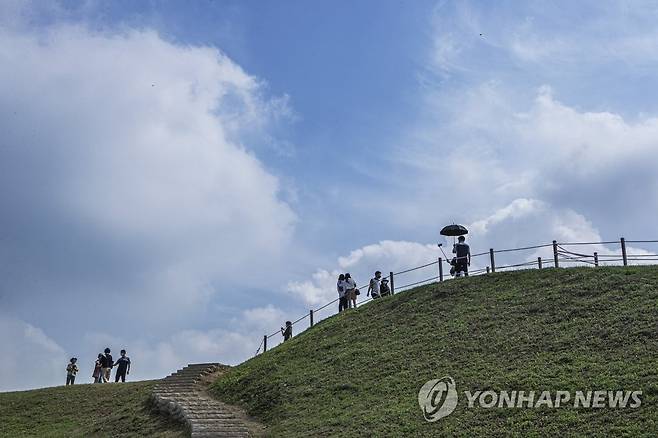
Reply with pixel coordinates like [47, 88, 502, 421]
[182, 408, 236, 414]
[189, 418, 240, 424]
[153, 363, 250, 437]
[192, 426, 249, 433]
[184, 413, 240, 419]
[192, 433, 249, 438]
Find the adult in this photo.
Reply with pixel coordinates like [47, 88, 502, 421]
[114, 349, 131, 383]
[345, 273, 358, 309]
[337, 274, 349, 312]
[367, 271, 382, 299]
[101, 348, 113, 383]
[281, 321, 293, 341]
[92, 354, 103, 383]
[453, 235, 471, 277]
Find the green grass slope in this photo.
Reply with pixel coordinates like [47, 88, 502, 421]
[211, 266, 658, 437]
[0, 381, 185, 437]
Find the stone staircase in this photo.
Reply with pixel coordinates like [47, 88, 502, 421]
[151, 363, 251, 437]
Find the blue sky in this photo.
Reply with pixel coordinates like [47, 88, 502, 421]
[2, 0, 658, 391]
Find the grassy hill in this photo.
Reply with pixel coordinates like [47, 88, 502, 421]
[210, 266, 658, 437]
[0, 380, 185, 437]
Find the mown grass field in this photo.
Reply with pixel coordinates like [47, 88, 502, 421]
[0, 380, 185, 437]
[211, 266, 658, 437]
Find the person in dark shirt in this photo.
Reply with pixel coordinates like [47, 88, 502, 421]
[380, 278, 391, 297]
[281, 321, 293, 341]
[452, 236, 471, 277]
[101, 348, 113, 383]
[114, 349, 131, 382]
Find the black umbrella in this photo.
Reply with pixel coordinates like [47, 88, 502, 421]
[440, 224, 468, 236]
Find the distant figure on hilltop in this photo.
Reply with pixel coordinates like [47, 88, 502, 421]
[453, 235, 471, 277]
[380, 278, 391, 297]
[114, 349, 131, 382]
[281, 321, 293, 341]
[92, 353, 103, 383]
[337, 274, 349, 312]
[101, 348, 113, 383]
[66, 357, 78, 385]
[345, 273, 358, 308]
[367, 271, 382, 299]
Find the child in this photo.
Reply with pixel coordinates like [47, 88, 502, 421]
[380, 278, 391, 297]
[114, 349, 131, 383]
[281, 321, 293, 341]
[92, 353, 103, 383]
[66, 357, 79, 385]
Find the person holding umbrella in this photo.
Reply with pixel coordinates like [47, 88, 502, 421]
[452, 235, 471, 277]
[439, 224, 470, 277]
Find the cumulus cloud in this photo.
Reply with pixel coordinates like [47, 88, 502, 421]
[0, 8, 300, 390]
[0, 23, 296, 330]
[287, 240, 439, 307]
[0, 316, 68, 392]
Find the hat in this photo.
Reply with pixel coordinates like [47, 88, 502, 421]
[382, 278, 389, 282]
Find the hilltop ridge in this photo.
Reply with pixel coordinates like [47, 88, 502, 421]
[210, 266, 658, 437]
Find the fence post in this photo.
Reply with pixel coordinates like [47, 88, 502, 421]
[553, 240, 559, 268]
[263, 335, 267, 353]
[389, 272, 395, 295]
[594, 252, 599, 267]
[438, 258, 443, 282]
[538, 257, 542, 269]
[489, 248, 496, 273]
[621, 237, 627, 266]
[486, 266, 490, 274]
[309, 309, 314, 327]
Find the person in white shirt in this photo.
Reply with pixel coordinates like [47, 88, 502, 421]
[344, 273, 358, 308]
[367, 271, 382, 299]
[337, 274, 349, 312]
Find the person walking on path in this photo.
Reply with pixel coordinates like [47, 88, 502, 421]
[345, 273, 358, 309]
[66, 357, 79, 385]
[452, 235, 471, 277]
[92, 353, 103, 383]
[101, 348, 113, 383]
[367, 271, 382, 299]
[281, 321, 293, 341]
[337, 274, 349, 312]
[114, 349, 131, 383]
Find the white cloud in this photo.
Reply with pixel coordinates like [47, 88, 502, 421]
[0, 23, 296, 328]
[0, 316, 68, 392]
[0, 10, 302, 391]
[288, 240, 440, 307]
